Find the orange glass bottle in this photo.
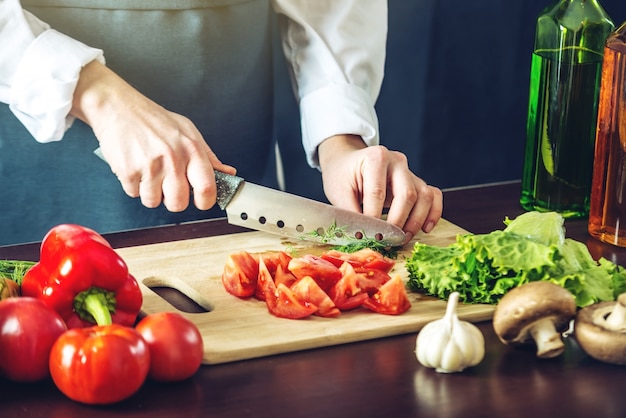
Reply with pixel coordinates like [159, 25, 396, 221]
[588, 22, 626, 246]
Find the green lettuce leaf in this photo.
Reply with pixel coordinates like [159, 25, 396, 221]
[406, 211, 625, 307]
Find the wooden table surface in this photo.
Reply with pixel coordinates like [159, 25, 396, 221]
[2, 181, 625, 418]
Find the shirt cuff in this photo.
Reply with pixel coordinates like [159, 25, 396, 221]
[9, 29, 104, 143]
[300, 83, 380, 169]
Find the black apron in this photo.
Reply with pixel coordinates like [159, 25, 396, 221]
[0, 0, 277, 245]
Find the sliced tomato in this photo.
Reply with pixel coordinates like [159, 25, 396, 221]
[290, 276, 340, 318]
[274, 264, 297, 288]
[256, 264, 297, 301]
[255, 258, 275, 301]
[253, 254, 296, 301]
[354, 267, 392, 296]
[266, 283, 318, 319]
[252, 251, 292, 276]
[257, 259, 317, 319]
[222, 251, 259, 297]
[362, 275, 411, 315]
[321, 248, 396, 273]
[328, 262, 369, 311]
[288, 255, 342, 291]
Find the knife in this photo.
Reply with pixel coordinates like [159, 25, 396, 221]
[94, 148, 406, 246]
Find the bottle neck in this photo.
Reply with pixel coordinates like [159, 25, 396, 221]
[607, 22, 626, 53]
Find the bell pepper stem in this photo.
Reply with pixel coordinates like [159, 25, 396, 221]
[74, 287, 116, 326]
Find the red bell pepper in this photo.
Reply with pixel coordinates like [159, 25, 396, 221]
[21, 224, 142, 328]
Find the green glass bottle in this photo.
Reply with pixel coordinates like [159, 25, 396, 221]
[520, 0, 614, 218]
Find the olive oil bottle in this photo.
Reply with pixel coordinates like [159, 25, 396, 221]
[520, 0, 614, 218]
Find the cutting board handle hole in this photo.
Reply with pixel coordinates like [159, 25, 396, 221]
[142, 276, 213, 314]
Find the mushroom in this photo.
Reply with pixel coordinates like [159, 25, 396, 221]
[492, 281, 576, 358]
[574, 293, 626, 365]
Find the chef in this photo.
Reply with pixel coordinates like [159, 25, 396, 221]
[0, 0, 442, 246]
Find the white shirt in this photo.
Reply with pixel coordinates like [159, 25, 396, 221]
[0, 0, 386, 168]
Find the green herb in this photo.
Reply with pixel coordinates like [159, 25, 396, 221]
[305, 220, 399, 258]
[405, 211, 626, 307]
[0, 260, 36, 285]
[304, 220, 348, 244]
[331, 240, 398, 259]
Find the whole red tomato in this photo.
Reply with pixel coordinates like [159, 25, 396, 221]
[49, 324, 150, 404]
[135, 312, 204, 382]
[0, 297, 67, 382]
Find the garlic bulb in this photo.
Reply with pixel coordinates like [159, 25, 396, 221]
[415, 292, 485, 373]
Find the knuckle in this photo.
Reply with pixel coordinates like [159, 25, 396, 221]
[367, 184, 387, 202]
[363, 145, 389, 164]
[403, 186, 420, 205]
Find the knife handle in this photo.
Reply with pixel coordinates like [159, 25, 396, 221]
[214, 170, 244, 210]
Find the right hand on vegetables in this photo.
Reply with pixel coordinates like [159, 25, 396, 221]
[71, 60, 236, 212]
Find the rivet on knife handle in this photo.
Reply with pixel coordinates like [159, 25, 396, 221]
[214, 171, 244, 210]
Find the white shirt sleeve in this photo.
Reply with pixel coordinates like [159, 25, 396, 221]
[272, 0, 387, 169]
[0, 0, 104, 143]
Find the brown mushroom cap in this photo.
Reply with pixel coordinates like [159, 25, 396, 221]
[574, 294, 626, 365]
[493, 281, 577, 357]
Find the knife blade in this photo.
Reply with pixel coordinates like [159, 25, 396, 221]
[214, 171, 406, 246]
[94, 148, 406, 246]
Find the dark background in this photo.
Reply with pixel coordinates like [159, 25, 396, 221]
[272, 0, 626, 202]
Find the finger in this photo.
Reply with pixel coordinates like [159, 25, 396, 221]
[204, 147, 237, 176]
[138, 173, 165, 208]
[187, 152, 217, 211]
[400, 184, 442, 242]
[161, 168, 190, 212]
[116, 173, 141, 198]
[321, 171, 362, 214]
[422, 186, 443, 233]
[384, 171, 420, 230]
[103, 149, 141, 198]
[360, 148, 389, 218]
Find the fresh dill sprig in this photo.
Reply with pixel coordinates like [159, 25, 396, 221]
[304, 220, 348, 244]
[304, 221, 398, 258]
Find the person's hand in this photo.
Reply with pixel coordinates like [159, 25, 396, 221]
[70, 61, 236, 212]
[318, 134, 443, 244]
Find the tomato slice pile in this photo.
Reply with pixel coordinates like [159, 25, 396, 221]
[221, 248, 411, 319]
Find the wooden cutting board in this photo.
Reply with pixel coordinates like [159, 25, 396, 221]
[115, 218, 495, 364]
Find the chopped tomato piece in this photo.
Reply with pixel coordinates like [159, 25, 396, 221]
[257, 259, 317, 319]
[354, 267, 392, 296]
[274, 264, 297, 288]
[290, 276, 341, 318]
[266, 282, 318, 319]
[328, 262, 369, 311]
[362, 275, 411, 315]
[222, 251, 259, 297]
[288, 255, 342, 291]
[252, 251, 292, 277]
[256, 264, 297, 301]
[254, 254, 296, 301]
[321, 248, 396, 273]
[255, 258, 274, 301]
